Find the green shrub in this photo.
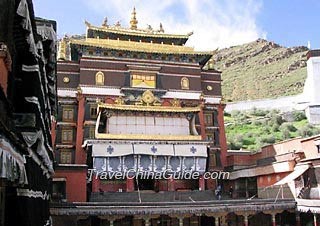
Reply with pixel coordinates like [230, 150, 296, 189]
[224, 112, 231, 117]
[260, 135, 276, 144]
[271, 123, 280, 132]
[252, 119, 262, 126]
[268, 115, 285, 126]
[281, 128, 291, 139]
[230, 110, 241, 118]
[246, 132, 255, 138]
[262, 126, 271, 133]
[250, 107, 269, 117]
[280, 122, 297, 132]
[292, 111, 307, 121]
[298, 124, 319, 137]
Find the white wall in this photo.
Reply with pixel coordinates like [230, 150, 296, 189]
[225, 94, 307, 113]
[305, 56, 320, 104]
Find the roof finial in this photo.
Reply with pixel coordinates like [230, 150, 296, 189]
[102, 17, 108, 27]
[159, 23, 164, 33]
[130, 7, 138, 30]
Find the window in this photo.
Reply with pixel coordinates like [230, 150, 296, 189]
[206, 133, 214, 141]
[95, 71, 105, 85]
[61, 129, 73, 143]
[267, 176, 271, 183]
[89, 126, 95, 139]
[214, 129, 220, 146]
[131, 73, 156, 88]
[60, 149, 73, 164]
[181, 77, 189, 90]
[317, 145, 320, 153]
[204, 113, 213, 125]
[213, 110, 219, 126]
[90, 104, 97, 118]
[209, 152, 217, 168]
[62, 107, 74, 121]
[52, 181, 66, 201]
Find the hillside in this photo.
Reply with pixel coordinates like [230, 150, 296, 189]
[225, 109, 320, 151]
[214, 39, 309, 102]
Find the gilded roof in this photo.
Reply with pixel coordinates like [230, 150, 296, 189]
[86, 22, 192, 39]
[70, 38, 212, 55]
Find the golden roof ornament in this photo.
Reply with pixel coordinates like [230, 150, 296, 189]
[141, 90, 155, 106]
[115, 21, 121, 27]
[77, 86, 83, 95]
[159, 23, 164, 33]
[130, 7, 138, 30]
[102, 17, 108, 27]
[207, 57, 215, 70]
[57, 36, 68, 60]
[114, 96, 125, 105]
[171, 98, 181, 107]
[146, 24, 153, 32]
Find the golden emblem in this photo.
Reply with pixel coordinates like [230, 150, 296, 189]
[114, 96, 125, 105]
[95, 71, 104, 85]
[141, 90, 155, 105]
[171, 98, 181, 107]
[206, 85, 213, 91]
[63, 77, 70, 83]
[181, 77, 189, 90]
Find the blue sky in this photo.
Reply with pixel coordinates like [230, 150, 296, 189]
[33, 0, 320, 50]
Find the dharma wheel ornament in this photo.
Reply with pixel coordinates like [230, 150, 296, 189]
[141, 90, 155, 105]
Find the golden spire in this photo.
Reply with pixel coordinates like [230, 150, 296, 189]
[102, 17, 108, 27]
[159, 23, 164, 33]
[130, 7, 138, 30]
[57, 36, 67, 60]
[207, 57, 215, 70]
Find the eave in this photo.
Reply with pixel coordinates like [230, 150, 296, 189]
[70, 38, 212, 56]
[86, 23, 191, 40]
[98, 103, 201, 113]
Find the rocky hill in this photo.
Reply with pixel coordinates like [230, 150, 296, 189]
[214, 39, 309, 102]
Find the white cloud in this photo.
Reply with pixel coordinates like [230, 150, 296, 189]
[83, 0, 266, 50]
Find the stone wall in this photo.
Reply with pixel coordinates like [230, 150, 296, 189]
[225, 95, 306, 113]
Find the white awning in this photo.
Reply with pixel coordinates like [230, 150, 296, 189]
[53, 178, 66, 182]
[314, 139, 320, 146]
[274, 164, 310, 186]
[297, 199, 320, 213]
[91, 142, 208, 157]
[133, 144, 174, 156]
[92, 143, 133, 157]
[174, 144, 207, 157]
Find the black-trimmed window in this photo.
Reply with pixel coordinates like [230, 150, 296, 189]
[90, 104, 97, 119]
[52, 180, 66, 202]
[62, 107, 74, 121]
[61, 129, 73, 143]
[204, 113, 213, 126]
[209, 152, 217, 168]
[206, 133, 214, 141]
[60, 149, 73, 164]
[89, 126, 95, 139]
